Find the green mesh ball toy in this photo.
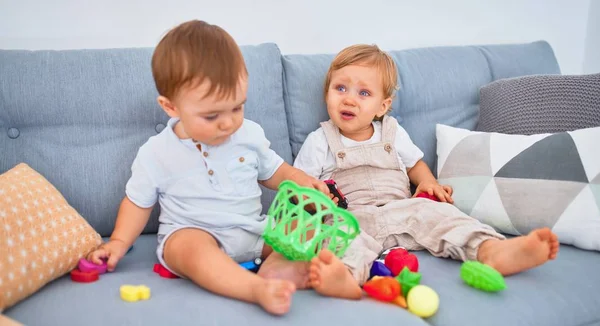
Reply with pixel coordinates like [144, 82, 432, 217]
[263, 180, 360, 261]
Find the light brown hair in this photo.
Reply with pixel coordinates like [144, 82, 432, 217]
[151, 20, 247, 101]
[324, 44, 399, 117]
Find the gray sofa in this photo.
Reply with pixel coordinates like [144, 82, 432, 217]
[2, 41, 599, 326]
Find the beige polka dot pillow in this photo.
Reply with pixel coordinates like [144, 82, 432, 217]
[0, 163, 102, 311]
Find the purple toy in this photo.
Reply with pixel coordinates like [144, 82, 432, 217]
[78, 258, 108, 274]
[370, 261, 393, 278]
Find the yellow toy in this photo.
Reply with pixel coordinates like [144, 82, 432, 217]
[406, 285, 439, 318]
[120, 285, 151, 302]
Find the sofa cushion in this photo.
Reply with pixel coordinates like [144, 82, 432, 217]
[0, 43, 291, 237]
[477, 73, 600, 134]
[436, 124, 600, 251]
[282, 41, 560, 175]
[0, 163, 102, 311]
[4, 234, 600, 326]
[3, 235, 430, 326]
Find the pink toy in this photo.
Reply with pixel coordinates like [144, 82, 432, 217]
[416, 192, 440, 202]
[78, 258, 108, 274]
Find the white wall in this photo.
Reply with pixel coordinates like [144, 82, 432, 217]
[0, 0, 594, 75]
[583, 0, 600, 73]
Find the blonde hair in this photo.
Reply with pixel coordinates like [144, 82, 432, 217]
[151, 20, 247, 101]
[324, 44, 399, 118]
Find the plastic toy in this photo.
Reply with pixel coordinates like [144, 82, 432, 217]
[406, 285, 439, 318]
[370, 261, 393, 278]
[416, 192, 440, 202]
[153, 263, 179, 279]
[120, 285, 151, 302]
[70, 269, 99, 283]
[395, 267, 422, 297]
[78, 258, 107, 274]
[385, 248, 419, 275]
[460, 261, 506, 292]
[392, 294, 407, 308]
[324, 179, 348, 209]
[263, 180, 360, 261]
[240, 258, 262, 272]
[362, 276, 401, 302]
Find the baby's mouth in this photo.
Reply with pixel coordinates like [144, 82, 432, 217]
[341, 110, 356, 118]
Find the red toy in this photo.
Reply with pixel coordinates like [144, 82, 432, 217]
[385, 248, 419, 275]
[70, 269, 99, 283]
[153, 263, 179, 279]
[416, 192, 440, 202]
[363, 277, 401, 302]
[324, 179, 348, 209]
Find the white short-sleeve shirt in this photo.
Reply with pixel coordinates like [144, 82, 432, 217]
[293, 121, 423, 180]
[126, 118, 284, 237]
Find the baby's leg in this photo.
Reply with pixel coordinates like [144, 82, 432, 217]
[163, 228, 296, 315]
[416, 203, 560, 276]
[384, 199, 559, 276]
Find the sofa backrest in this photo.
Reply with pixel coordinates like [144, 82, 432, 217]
[282, 41, 560, 173]
[0, 41, 560, 237]
[0, 44, 290, 236]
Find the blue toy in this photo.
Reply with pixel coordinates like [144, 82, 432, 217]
[240, 258, 263, 273]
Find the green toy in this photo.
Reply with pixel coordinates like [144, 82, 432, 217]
[262, 180, 360, 261]
[460, 261, 506, 292]
[395, 267, 422, 297]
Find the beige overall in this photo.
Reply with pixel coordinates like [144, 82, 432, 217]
[321, 115, 505, 284]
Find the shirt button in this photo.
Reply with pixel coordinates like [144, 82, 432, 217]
[208, 170, 214, 176]
[239, 157, 245, 162]
[337, 152, 346, 159]
[203, 152, 209, 158]
[196, 144, 202, 151]
[384, 144, 392, 153]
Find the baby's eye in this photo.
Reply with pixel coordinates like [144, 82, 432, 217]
[204, 115, 218, 121]
[336, 85, 346, 92]
[232, 106, 242, 112]
[359, 90, 371, 97]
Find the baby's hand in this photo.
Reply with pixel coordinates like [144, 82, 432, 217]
[290, 171, 331, 197]
[305, 177, 339, 205]
[87, 239, 129, 272]
[414, 180, 454, 204]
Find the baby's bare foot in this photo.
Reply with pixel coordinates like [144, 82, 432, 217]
[253, 279, 296, 315]
[309, 249, 362, 300]
[478, 228, 560, 276]
[258, 253, 310, 289]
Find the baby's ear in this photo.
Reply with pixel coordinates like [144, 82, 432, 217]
[157, 96, 179, 118]
[377, 97, 393, 118]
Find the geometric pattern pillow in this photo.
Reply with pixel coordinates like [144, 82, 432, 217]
[436, 124, 600, 252]
[0, 163, 102, 312]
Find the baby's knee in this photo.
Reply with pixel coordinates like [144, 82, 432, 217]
[164, 228, 219, 260]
